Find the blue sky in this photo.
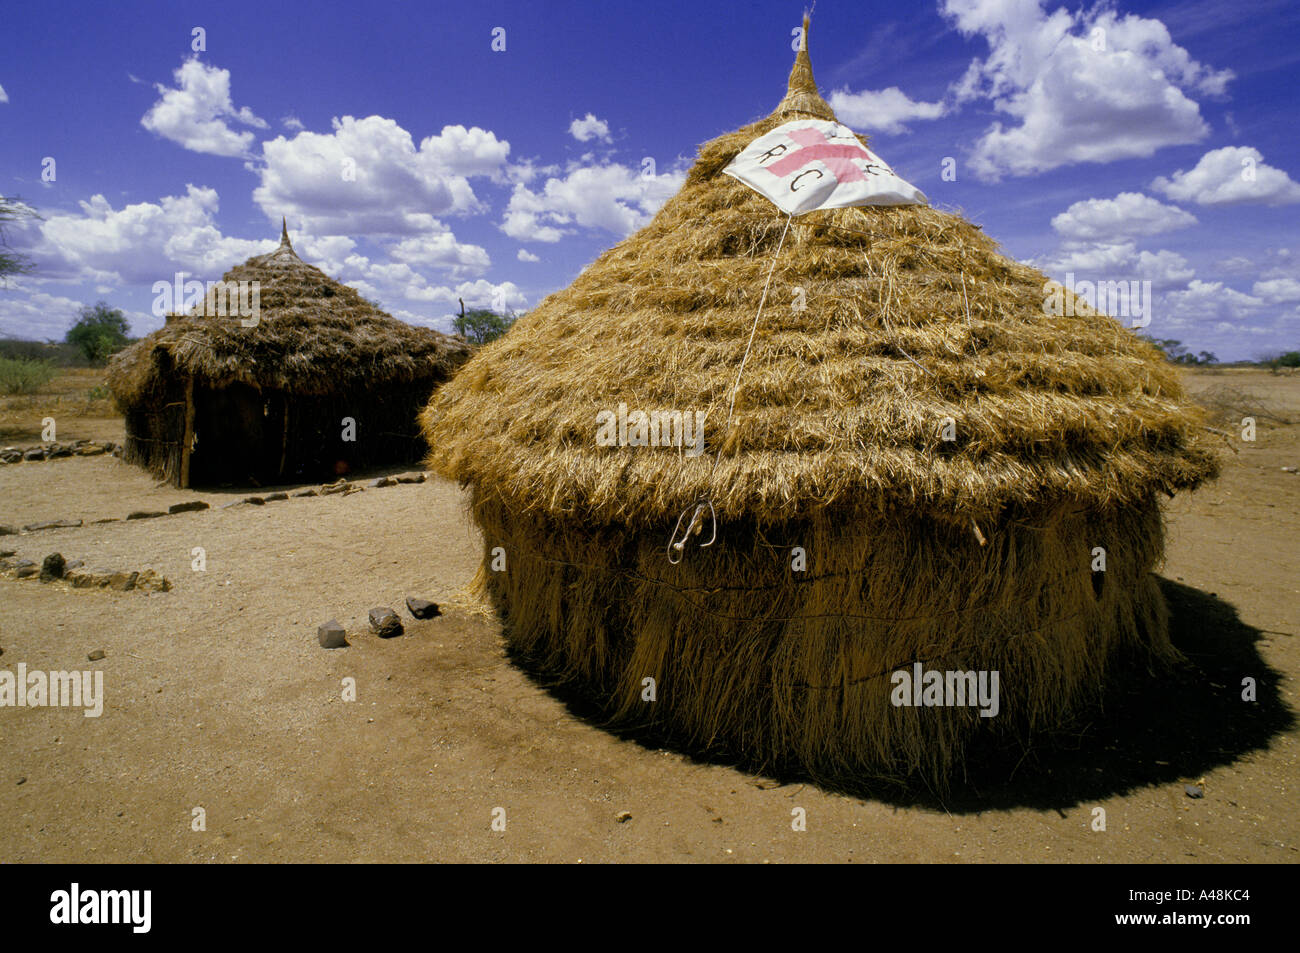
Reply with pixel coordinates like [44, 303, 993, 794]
[2, 0, 1298, 360]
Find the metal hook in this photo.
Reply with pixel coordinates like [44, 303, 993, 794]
[666, 499, 718, 564]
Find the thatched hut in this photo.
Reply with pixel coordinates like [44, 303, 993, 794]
[420, 22, 1219, 784]
[109, 223, 471, 487]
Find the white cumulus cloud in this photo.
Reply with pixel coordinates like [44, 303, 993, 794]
[29, 185, 272, 286]
[501, 162, 684, 243]
[253, 116, 510, 235]
[1151, 146, 1300, 206]
[1050, 192, 1197, 242]
[827, 87, 945, 135]
[1252, 278, 1300, 304]
[388, 227, 491, 279]
[374, 277, 525, 315]
[421, 124, 513, 177]
[140, 58, 267, 157]
[0, 290, 89, 341]
[1136, 249, 1196, 289]
[1163, 279, 1264, 327]
[388, 279, 527, 332]
[941, 0, 1232, 180]
[1034, 241, 1142, 276]
[517, 249, 540, 262]
[569, 113, 611, 143]
[1033, 241, 1194, 291]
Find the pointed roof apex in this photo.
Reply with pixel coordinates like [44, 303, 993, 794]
[789, 14, 816, 95]
[775, 13, 836, 121]
[248, 217, 303, 270]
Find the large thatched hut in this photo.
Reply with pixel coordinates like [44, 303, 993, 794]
[420, 22, 1219, 784]
[109, 223, 471, 487]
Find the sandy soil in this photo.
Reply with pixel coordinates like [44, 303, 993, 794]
[0, 367, 1296, 863]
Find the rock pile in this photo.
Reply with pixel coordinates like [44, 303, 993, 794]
[0, 550, 170, 592]
[0, 440, 120, 464]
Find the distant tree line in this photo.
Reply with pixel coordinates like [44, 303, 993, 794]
[1141, 336, 1300, 371]
[1142, 338, 1219, 366]
[0, 302, 133, 374]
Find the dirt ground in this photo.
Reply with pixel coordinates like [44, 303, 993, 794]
[0, 367, 1296, 863]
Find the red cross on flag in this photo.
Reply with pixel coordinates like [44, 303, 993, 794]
[723, 119, 927, 215]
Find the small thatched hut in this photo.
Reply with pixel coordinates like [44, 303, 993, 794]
[420, 21, 1219, 784]
[109, 223, 471, 487]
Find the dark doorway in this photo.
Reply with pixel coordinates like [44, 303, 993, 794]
[189, 383, 287, 486]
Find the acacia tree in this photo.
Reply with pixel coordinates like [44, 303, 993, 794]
[1142, 338, 1218, 365]
[1144, 337, 1188, 361]
[65, 302, 130, 365]
[452, 298, 518, 345]
[0, 195, 40, 284]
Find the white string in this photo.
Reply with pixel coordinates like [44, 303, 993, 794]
[895, 345, 931, 376]
[668, 211, 795, 562]
[720, 211, 795, 450]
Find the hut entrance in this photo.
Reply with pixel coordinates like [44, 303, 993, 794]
[188, 383, 288, 486]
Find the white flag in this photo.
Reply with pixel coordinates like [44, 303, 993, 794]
[723, 119, 927, 215]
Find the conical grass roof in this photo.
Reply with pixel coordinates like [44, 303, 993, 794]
[109, 221, 471, 406]
[422, 21, 1218, 529]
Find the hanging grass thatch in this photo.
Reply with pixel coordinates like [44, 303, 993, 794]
[420, 18, 1220, 786]
[109, 222, 471, 487]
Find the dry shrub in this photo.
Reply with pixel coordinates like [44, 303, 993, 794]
[1192, 384, 1294, 428]
[0, 356, 56, 395]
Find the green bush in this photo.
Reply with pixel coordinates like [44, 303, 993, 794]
[0, 355, 56, 394]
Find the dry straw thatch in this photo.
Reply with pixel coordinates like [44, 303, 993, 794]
[110, 223, 471, 486]
[421, 17, 1220, 785]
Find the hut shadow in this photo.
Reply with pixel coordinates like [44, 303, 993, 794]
[511, 577, 1293, 812]
[914, 577, 1295, 812]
